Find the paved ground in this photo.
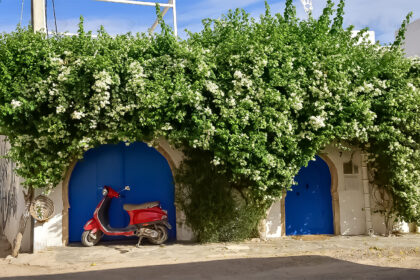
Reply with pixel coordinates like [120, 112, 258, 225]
[1, 234, 420, 279]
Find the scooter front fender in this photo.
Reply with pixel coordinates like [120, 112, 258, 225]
[83, 218, 99, 233]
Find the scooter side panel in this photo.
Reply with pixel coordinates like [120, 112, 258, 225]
[129, 207, 167, 225]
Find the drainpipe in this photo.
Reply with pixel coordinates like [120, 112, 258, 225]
[361, 153, 374, 236]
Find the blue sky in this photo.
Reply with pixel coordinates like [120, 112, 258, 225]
[0, 0, 419, 43]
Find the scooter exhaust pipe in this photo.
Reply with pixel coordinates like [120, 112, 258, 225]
[136, 228, 158, 238]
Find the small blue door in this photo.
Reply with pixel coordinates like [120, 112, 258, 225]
[69, 142, 176, 242]
[285, 156, 334, 235]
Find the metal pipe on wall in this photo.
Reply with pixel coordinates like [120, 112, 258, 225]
[361, 153, 374, 235]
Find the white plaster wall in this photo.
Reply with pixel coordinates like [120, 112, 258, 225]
[33, 185, 63, 252]
[402, 18, 420, 57]
[324, 146, 366, 235]
[370, 186, 412, 236]
[370, 184, 387, 235]
[157, 138, 194, 241]
[0, 136, 32, 253]
[413, 224, 420, 233]
[265, 199, 282, 238]
[158, 137, 183, 167]
[371, 214, 411, 236]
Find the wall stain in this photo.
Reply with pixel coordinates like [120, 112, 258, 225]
[0, 136, 19, 232]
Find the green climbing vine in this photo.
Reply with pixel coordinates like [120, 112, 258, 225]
[0, 1, 418, 241]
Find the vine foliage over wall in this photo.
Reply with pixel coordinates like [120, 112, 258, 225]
[0, 0, 419, 241]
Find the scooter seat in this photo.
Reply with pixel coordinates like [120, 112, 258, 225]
[123, 201, 160, 211]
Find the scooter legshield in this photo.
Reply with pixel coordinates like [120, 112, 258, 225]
[83, 218, 99, 233]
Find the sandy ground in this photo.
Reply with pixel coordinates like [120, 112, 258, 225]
[1, 234, 420, 279]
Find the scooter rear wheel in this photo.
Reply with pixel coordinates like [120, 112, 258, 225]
[81, 230, 103, 247]
[148, 225, 168, 245]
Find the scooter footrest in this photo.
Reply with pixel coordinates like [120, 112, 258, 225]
[103, 225, 137, 234]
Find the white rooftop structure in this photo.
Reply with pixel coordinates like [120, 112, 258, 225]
[402, 18, 420, 57]
[351, 30, 376, 44]
[96, 0, 178, 36]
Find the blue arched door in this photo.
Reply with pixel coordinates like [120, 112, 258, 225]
[285, 156, 334, 235]
[69, 142, 176, 242]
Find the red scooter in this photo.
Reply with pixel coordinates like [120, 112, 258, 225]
[82, 185, 171, 247]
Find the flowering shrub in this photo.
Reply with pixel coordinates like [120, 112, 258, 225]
[175, 149, 265, 242]
[0, 0, 419, 239]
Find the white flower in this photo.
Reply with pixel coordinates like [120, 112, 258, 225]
[79, 137, 91, 149]
[363, 82, 374, 92]
[50, 57, 64, 65]
[192, 139, 199, 148]
[309, 115, 326, 130]
[58, 67, 71, 82]
[92, 70, 113, 93]
[407, 83, 416, 92]
[234, 70, 244, 79]
[56, 105, 66, 113]
[227, 97, 236, 107]
[314, 70, 323, 78]
[49, 88, 58, 96]
[162, 123, 173, 131]
[71, 111, 85, 120]
[241, 77, 253, 88]
[126, 61, 146, 91]
[233, 71, 253, 89]
[204, 107, 212, 115]
[293, 101, 303, 111]
[211, 156, 221, 166]
[205, 81, 219, 93]
[89, 120, 97, 129]
[11, 100, 22, 108]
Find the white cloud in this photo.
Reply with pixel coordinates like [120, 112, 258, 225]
[52, 18, 149, 35]
[177, 0, 262, 23]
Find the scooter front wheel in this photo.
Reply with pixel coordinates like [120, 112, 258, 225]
[148, 225, 168, 245]
[81, 230, 103, 247]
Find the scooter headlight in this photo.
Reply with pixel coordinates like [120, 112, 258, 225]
[102, 188, 108, 196]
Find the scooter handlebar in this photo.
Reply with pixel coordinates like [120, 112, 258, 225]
[118, 185, 131, 194]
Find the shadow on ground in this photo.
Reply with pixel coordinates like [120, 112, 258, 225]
[0, 236, 11, 258]
[1, 255, 419, 280]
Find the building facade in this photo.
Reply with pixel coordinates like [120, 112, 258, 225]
[1, 26, 419, 252]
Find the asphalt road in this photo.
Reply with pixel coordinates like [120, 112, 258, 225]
[1, 255, 420, 280]
[2, 235, 420, 279]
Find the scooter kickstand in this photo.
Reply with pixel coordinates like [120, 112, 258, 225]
[136, 236, 143, 248]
